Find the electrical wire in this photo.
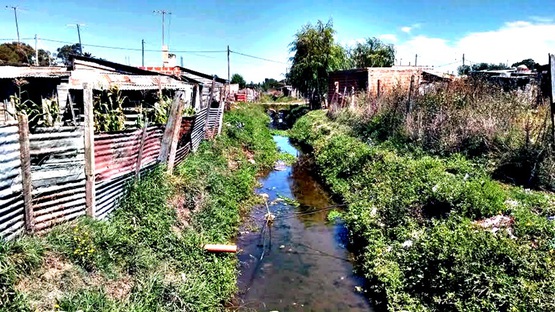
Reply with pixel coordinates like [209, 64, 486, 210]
[230, 50, 288, 64]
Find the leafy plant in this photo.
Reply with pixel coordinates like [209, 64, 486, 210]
[9, 79, 44, 129]
[93, 86, 127, 133]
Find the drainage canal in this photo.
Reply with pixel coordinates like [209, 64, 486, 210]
[233, 135, 373, 311]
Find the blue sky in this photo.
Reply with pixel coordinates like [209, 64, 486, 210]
[2, 0, 555, 81]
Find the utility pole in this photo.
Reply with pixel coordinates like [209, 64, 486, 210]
[6, 6, 20, 44]
[153, 10, 172, 47]
[67, 24, 84, 55]
[462, 53, 465, 67]
[34, 34, 38, 66]
[141, 39, 145, 67]
[415, 54, 418, 67]
[227, 45, 230, 83]
[180, 56, 183, 67]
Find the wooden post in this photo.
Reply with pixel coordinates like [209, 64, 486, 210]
[167, 96, 185, 174]
[407, 75, 415, 114]
[135, 118, 149, 178]
[158, 91, 184, 166]
[17, 113, 34, 232]
[549, 54, 555, 146]
[83, 83, 96, 218]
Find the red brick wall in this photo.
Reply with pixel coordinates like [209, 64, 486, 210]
[328, 67, 425, 104]
[367, 67, 422, 97]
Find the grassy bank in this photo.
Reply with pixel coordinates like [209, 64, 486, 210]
[0, 105, 278, 311]
[290, 110, 555, 311]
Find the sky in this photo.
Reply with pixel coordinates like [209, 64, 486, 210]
[1, 0, 555, 82]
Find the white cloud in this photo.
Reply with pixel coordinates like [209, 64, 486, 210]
[379, 34, 398, 43]
[394, 19, 555, 74]
[401, 23, 421, 34]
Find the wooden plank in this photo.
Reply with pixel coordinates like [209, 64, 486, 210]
[158, 91, 184, 164]
[135, 118, 149, 178]
[83, 82, 96, 217]
[18, 113, 34, 232]
[167, 96, 186, 174]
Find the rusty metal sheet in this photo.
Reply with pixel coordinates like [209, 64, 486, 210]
[94, 126, 163, 182]
[29, 127, 86, 231]
[0, 124, 24, 239]
[69, 72, 191, 91]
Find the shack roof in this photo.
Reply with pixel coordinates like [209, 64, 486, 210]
[68, 72, 189, 90]
[178, 66, 227, 85]
[71, 54, 167, 76]
[0, 66, 69, 79]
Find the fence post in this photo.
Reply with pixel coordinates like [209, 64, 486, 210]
[83, 83, 96, 218]
[17, 113, 34, 232]
[159, 91, 184, 169]
[135, 118, 149, 179]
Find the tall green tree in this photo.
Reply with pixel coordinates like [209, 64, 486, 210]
[289, 19, 344, 107]
[349, 37, 395, 68]
[231, 73, 246, 89]
[0, 42, 34, 65]
[56, 43, 92, 65]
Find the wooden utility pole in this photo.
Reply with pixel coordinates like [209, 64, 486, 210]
[17, 113, 34, 232]
[549, 54, 555, 146]
[83, 83, 96, 218]
[153, 10, 172, 47]
[415, 54, 418, 67]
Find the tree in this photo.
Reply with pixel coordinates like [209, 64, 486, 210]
[231, 73, 246, 89]
[349, 37, 395, 68]
[38, 49, 54, 66]
[56, 43, 91, 65]
[289, 19, 340, 107]
[511, 58, 540, 70]
[0, 42, 34, 65]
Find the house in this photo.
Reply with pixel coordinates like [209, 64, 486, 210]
[327, 66, 447, 105]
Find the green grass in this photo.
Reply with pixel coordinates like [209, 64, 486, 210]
[290, 111, 555, 311]
[0, 104, 278, 312]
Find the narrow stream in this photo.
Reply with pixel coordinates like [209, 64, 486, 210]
[234, 135, 373, 311]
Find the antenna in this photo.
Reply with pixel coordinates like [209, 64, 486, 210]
[153, 10, 172, 47]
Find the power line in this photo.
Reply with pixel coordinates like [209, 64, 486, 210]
[230, 50, 288, 64]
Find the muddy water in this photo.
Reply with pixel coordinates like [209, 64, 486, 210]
[234, 136, 372, 311]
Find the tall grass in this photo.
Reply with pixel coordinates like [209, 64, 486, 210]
[0, 105, 278, 311]
[330, 78, 555, 190]
[290, 110, 555, 311]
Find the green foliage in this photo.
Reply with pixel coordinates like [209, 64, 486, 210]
[511, 58, 540, 71]
[349, 37, 395, 68]
[289, 19, 338, 105]
[93, 86, 127, 133]
[56, 43, 92, 65]
[0, 42, 34, 66]
[291, 111, 555, 310]
[230, 73, 246, 89]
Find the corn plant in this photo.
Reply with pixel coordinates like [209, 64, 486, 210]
[93, 86, 127, 133]
[9, 78, 44, 129]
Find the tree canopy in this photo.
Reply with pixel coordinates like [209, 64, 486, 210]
[349, 37, 395, 68]
[0, 42, 34, 65]
[511, 58, 540, 70]
[56, 43, 91, 65]
[289, 20, 339, 106]
[0, 42, 54, 66]
[231, 73, 246, 89]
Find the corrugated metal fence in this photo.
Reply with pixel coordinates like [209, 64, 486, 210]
[0, 102, 222, 240]
[0, 124, 24, 240]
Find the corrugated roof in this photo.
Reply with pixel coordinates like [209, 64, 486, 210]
[68, 72, 191, 90]
[0, 66, 69, 79]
